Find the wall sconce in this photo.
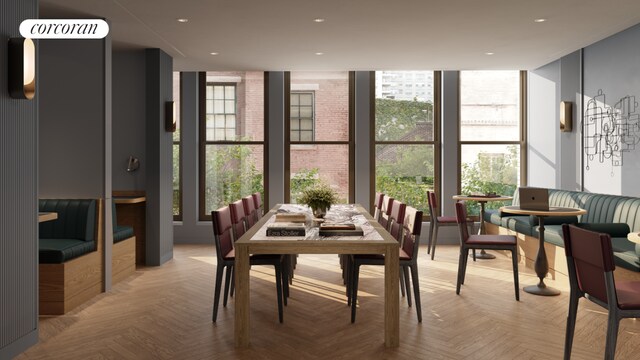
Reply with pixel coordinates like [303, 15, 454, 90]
[165, 101, 176, 132]
[560, 101, 572, 132]
[8, 38, 36, 100]
[126, 155, 140, 172]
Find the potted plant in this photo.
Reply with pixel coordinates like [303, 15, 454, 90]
[298, 183, 338, 218]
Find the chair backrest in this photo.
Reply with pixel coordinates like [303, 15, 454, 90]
[454, 201, 470, 244]
[427, 191, 437, 223]
[252, 192, 263, 216]
[401, 206, 423, 261]
[388, 201, 406, 241]
[242, 195, 258, 227]
[380, 195, 394, 229]
[211, 207, 234, 261]
[561, 224, 616, 305]
[229, 199, 247, 241]
[373, 192, 384, 220]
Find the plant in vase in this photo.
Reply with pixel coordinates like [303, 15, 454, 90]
[298, 183, 338, 218]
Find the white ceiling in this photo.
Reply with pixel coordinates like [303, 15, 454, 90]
[40, 0, 640, 71]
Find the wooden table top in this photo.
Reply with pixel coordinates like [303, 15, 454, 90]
[628, 232, 640, 244]
[114, 196, 146, 204]
[38, 212, 58, 223]
[453, 195, 513, 202]
[500, 205, 587, 217]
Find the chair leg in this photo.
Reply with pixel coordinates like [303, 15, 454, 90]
[346, 256, 352, 306]
[351, 263, 360, 323]
[400, 269, 406, 298]
[511, 249, 520, 301]
[427, 222, 434, 254]
[430, 224, 439, 260]
[281, 259, 289, 306]
[223, 264, 233, 307]
[403, 266, 412, 307]
[229, 265, 235, 298]
[274, 264, 284, 324]
[604, 311, 620, 360]
[461, 248, 470, 285]
[563, 290, 580, 360]
[212, 264, 225, 322]
[410, 264, 422, 322]
[456, 249, 466, 295]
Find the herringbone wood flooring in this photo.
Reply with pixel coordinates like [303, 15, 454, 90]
[16, 244, 640, 359]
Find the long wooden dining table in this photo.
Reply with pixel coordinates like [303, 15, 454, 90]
[234, 204, 400, 348]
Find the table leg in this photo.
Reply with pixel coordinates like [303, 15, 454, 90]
[384, 245, 400, 347]
[473, 201, 496, 260]
[524, 216, 560, 296]
[235, 245, 251, 347]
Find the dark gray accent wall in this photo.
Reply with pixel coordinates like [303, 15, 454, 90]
[145, 49, 174, 265]
[0, 1, 39, 358]
[267, 72, 285, 209]
[354, 71, 372, 212]
[583, 23, 640, 196]
[112, 50, 146, 191]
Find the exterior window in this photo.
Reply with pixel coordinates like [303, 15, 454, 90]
[199, 72, 265, 220]
[459, 70, 527, 215]
[290, 92, 314, 141]
[172, 72, 181, 220]
[286, 72, 353, 204]
[206, 84, 236, 141]
[374, 71, 440, 215]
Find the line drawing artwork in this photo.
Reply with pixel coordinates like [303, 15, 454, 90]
[583, 89, 640, 175]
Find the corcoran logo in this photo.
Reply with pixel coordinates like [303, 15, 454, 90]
[20, 19, 109, 39]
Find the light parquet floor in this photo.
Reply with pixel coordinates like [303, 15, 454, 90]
[16, 244, 640, 360]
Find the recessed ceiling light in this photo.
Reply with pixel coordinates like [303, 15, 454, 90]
[313, 18, 325, 23]
[210, 52, 219, 56]
[176, 18, 189, 23]
[315, 52, 324, 56]
[485, 52, 495, 56]
[534, 18, 546, 23]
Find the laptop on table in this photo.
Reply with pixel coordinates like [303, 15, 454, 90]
[518, 187, 549, 211]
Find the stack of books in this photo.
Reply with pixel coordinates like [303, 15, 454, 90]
[319, 223, 364, 237]
[274, 213, 307, 223]
[266, 222, 306, 236]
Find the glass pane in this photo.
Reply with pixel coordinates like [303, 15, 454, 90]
[300, 119, 313, 130]
[291, 119, 299, 130]
[173, 72, 181, 143]
[206, 85, 213, 99]
[204, 144, 264, 213]
[290, 131, 300, 141]
[215, 115, 225, 128]
[460, 71, 520, 141]
[226, 129, 235, 140]
[290, 107, 299, 118]
[291, 94, 299, 105]
[290, 144, 349, 204]
[215, 129, 224, 140]
[226, 115, 236, 128]
[213, 100, 224, 114]
[205, 72, 264, 141]
[206, 100, 213, 114]
[300, 131, 313, 141]
[375, 144, 434, 213]
[375, 71, 435, 141]
[225, 86, 235, 99]
[290, 72, 348, 141]
[172, 144, 180, 216]
[206, 129, 215, 140]
[460, 144, 520, 214]
[214, 85, 224, 99]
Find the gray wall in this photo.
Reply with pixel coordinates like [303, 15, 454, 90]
[112, 50, 146, 190]
[0, 1, 39, 358]
[354, 71, 372, 212]
[145, 49, 174, 264]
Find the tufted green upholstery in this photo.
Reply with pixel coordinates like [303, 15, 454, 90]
[490, 189, 640, 271]
[112, 202, 134, 244]
[39, 199, 97, 263]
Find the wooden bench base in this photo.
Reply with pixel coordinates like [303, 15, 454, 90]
[39, 251, 103, 315]
[112, 236, 136, 285]
[485, 222, 640, 283]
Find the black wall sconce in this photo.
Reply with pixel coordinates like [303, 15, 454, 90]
[8, 37, 36, 100]
[165, 101, 176, 132]
[560, 101, 572, 132]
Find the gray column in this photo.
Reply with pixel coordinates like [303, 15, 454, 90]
[267, 72, 285, 208]
[354, 71, 372, 212]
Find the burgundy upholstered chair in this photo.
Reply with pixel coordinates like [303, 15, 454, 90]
[561, 224, 640, 360]
[350, 205, 424, 322]
[242, 195, 259, 227]
[428, 191, 474, 260]
[454, 201, 519, 300]
[379, 195, 394, 230]
[373, 192, 385, 222]
[211, 206, 285, 323]
[252, 192, 263, 217]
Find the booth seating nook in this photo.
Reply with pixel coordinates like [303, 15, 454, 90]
[38, 199, 103, 315]
[484, 188, 640, 279]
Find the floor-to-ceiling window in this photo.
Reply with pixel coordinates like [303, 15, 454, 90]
[374, 71, 440, 215]
[285, 71, 354, 204]
[172, 72, 182, 221]
[199, 71, 265, 220]
[459, 70, 527, 214]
